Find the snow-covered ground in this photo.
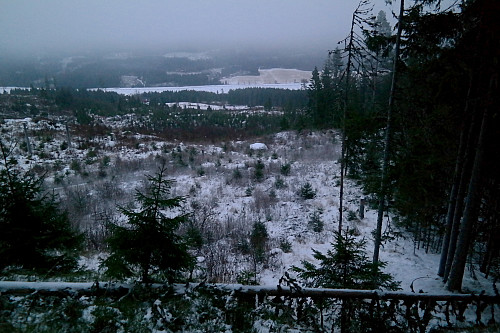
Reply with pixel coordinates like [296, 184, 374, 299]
[164, 102, 250, 111]
[221, 68, 311, 85]
[1, 116, 497, 298]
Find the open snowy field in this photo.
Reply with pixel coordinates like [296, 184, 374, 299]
[221, 68, 312, 85]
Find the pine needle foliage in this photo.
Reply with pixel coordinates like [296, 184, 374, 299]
[250, 221, 269, 264]
[103, 164, 194, 283]
[292, 229, 400, 332]
[299, 182, 316, 200]
[293, 229, 399, 290]
[0, 141, 82, 275]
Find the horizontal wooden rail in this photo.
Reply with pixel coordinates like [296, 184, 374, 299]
[219, 284, 500, 303]
[1, 281, 499, 303]
[0, 281, 131, 296]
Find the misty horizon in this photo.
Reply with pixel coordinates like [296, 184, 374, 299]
[0, 1, 399, 88]
[0, 1, 392, 57]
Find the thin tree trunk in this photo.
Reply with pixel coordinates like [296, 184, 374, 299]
[371, 51, 380, 108]
[438, 121, 467, 276]
[481, 195, 499, 278]
[447, 98, 489, 291]
[65, 123, 72, 150]
[443, 108, 478, 281]
[359, 198, 365, 219]
[339, 5, 357, 234]
[439, 71, 476, 277]
[435, 231, 443, 253]
[425, 225, 431, 253]
[413, 220, 420, 255]
[23, 123, 32, 156]
[340, 299, 347, 333]
[373, 0, 404, 264]
[480, 222, 494, 276]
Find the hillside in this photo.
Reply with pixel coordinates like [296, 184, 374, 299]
[1, 115, 495, 296]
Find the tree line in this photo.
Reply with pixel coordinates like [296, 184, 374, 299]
[5, 85, 308, 114]
[307, 0, 499, 292]
[141, 87, 308, 109]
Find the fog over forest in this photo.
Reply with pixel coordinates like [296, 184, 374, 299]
[1, 0, 366, 56]
[1, 1, 397, 88]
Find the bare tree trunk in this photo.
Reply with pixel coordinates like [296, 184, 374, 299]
[66, 123, 72, 150]
[359, 198, 366, 219]
[438, 95, 472, 276]
[447, 94, 489, 291]
[438, 130, 465, 275]
[443, 108, 478, 281]
[480, 195, 499, 278]
[480, 223, 494, 277]
[425, 225, 431, 253]
[373, 0, 404, 264]
[23, 123, 32, 156]
[339, 4, 357, 234]
[371, 51, 380, 108]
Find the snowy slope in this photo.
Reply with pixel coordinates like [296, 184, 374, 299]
[1, 116, 497, 297]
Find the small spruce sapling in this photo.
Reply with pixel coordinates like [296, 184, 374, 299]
[292, 229, 400, 332]
[254, 160, 265, 182]
[274, 176, 286, 189]
[280, 163, 291, 176]
[309, 208, 324, 232]
[103, 164, 194, 283]
[300, 182, 316, 200]
[250, 221, 269, 264]
[293, 229, 399, 290]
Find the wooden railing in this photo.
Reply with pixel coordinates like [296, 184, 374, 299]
[1, 281, 499, 332]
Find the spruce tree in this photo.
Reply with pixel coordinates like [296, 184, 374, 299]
[293, 229, 399, 290]
[0, 141, 82, 275]
[293, 229, 399, 332]
[373, 0, 405, 265]
[307, 67, 323, 128]
[103, 164, 194, 283]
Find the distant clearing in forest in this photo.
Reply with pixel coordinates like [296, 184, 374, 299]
[221, 68, 311, 85]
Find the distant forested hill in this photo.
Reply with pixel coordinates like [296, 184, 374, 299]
[0, 49, 324, 88]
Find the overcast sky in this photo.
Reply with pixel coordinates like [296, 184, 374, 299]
[1, 0, 394, 56]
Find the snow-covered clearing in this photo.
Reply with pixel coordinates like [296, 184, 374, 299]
[1, 116, 497, 298]
[164, 102, 249, 111]
[221, 68, 312, 85]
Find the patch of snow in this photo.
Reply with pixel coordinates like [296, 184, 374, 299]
[165, 102, 249, 111]
[201, 162, 215, 168]
[249, 143, 268, 150]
